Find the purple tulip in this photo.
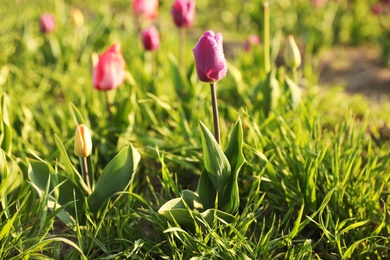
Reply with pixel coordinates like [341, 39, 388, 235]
[193, 30, 227, 83]
[171, 0, 196, 28]
[141, 26, 160, 51]
[40, 13, 56, 33]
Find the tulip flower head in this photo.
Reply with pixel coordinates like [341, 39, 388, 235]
[171, 0, 196, 28]
[243, 34, 260, 51]
[141, 26, 160, 51]
[92, 44, 126, 91]
[193, 30, 227, 83]
[71, 8, 84, 28]
[311, 0, 327, 8]
[74, 124, 93, 158]
[40, 13, 56, 33]
[283, 34, 301, 69]
[132, 0, 159, 21]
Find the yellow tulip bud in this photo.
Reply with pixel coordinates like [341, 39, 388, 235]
[71, 8, 84, 29]
[74, 124, 92, 157]
[283, 34, 301, 69]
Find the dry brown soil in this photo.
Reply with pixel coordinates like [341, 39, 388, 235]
[318, 45, 390, 99]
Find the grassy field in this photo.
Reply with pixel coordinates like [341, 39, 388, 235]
[1, 0, 390, 259]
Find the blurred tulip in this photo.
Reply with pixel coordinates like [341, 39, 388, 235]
[371, 3, 384, 15]
[193, 30, 227, 83]
[283, 34, 301, 69]
[171, 0, 196, 28]
[74, 124, 92, 158]
[71, 8, 84, 28]
[141, 26, 160, 51]
[311, 0, 327, 8]
[92, 44, 126, 91]
[40, 13, 56, 33]
[90, 52, 99, 72]
[243, 34, 260, 51]
[132, 0, 159, 21]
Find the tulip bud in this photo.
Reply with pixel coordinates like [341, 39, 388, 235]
[71, 8, 84, 28]
[74, 124, 92, 158]
[141, 26, 160, 51]
[171, 0, 196, 28]
[283, 34, 301, 69]
[40, 13, 56, 33]
[92, 44, 126, 91]
[193, 30, 227, 83]
[243, 34, 260, 51]
[90, 52, 99, 72]
[371, 3, 384, 15]
[132, 0, 159, 21]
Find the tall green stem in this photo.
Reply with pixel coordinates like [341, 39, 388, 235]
[210, 83, 220, 145]
[105, 91, 113, 121]
[79, 157, 91, 192]
[179, 28, 185, 68]
[263, 1, 270, 73]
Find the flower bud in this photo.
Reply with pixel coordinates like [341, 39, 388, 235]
[171, 0, 196, 28]
[74, 124, 92, 158]
[132, 0, 159, 21]
[243, 34, 260, 51]
[92, 44, 126, 91]
[193, 30, 227, 83]
[283, 34, 301, 69]
[40, 13, 56, 33]
[141, 26, 160, 51]
[71, 8, 84, 28]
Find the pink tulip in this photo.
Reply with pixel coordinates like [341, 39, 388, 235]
[40, 13, 56, 33]
[311, 0, 327, 8]
[141, 26, 160, 51]
[132, 0, 159, 21]
[93, 44, 126, 91]
[371, 3, 384, 15]
[193, 30, 227, 83]
[171, 0, 196, 28]
[243, 34, 260, 51]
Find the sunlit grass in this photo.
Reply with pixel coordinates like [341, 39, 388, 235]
[1, 0, 390, 259]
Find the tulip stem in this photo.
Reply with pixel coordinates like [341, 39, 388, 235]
[179, 28, 185, 68]
[210, 83, 220, 145]
[292, 67, 298, 85]
[80, 157, 91, 192]
[105, 91, 113, 121]
[263, 1, 270, 73]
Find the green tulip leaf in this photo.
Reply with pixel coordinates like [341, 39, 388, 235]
[198, 121, 231, 193]
[69, 103, 85, 125]
[261, 69, 281, 118]
[197, 168, 217, 210]
[159, 193, 236, 230]
[0, 93, 12, 154]
[28, 158, 83, 226]
[284, 76, 301, 109]
[88, 144, 141, 214]
[220, 119, 245, 213]
[54, 135, 90, 195]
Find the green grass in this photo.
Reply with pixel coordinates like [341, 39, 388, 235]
[1, 0, 390, 259]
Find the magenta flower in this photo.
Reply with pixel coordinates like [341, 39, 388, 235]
[371, 3, 384, 15]
[171, 0, 196, 28]
[193, 30, 227, 83]
[132, 0, 159, 21]
[93, 44, 126, 91]
[311, 0, 327, 8]
[141, 26, 160, 51]
[40, 13, 56, 33]
[243, 34, 260, 51]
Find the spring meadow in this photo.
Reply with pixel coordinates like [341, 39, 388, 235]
[1, 0, 390, 258]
